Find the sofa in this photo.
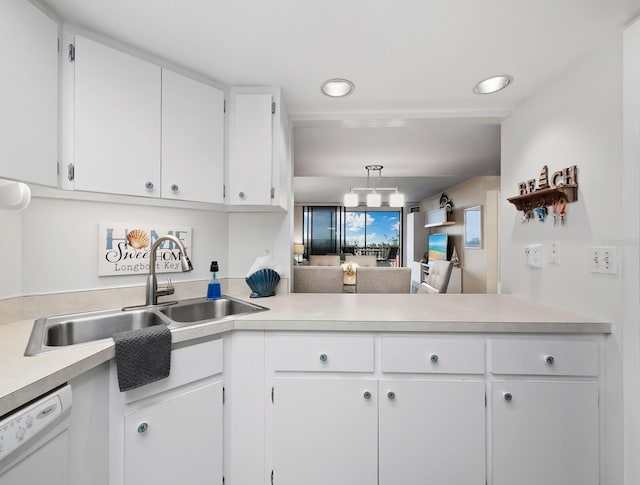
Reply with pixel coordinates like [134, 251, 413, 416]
[355, 267, 411, 293]
[293, 265, 411, 293]
[293, 266, 343, 293]
[308, 255, 341, 266]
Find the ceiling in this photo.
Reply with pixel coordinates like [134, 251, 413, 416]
[42, 0, 640, 203]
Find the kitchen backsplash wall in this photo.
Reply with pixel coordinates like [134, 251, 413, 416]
[1, 192, 228, 298]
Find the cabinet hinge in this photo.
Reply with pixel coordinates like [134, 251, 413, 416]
[271, 101, 276, 114]
[270, 187, 275, 199]
[57, 37, 60, 52]
[223, 184, 226, 198]
[223, 99, 226, 114]
[223, 386, 225, 404]
[271, 470, 274, 485]
[222, 476, 225, 485]
[57, 161, 60, 176]
[68, 43, 75, 62]
[271, 386, 274, 404]
[67, 163, 75, 181]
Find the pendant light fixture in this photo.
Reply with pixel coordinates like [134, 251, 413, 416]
[343, 165, 405, 208]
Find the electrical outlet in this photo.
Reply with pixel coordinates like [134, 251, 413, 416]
[590, 246, 617, 275]
[549, 241, 560, 264]
[526, 244, 543, 268]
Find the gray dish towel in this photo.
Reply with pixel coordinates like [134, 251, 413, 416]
[113, 325, 172, 392]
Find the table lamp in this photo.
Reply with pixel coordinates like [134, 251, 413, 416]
[293, 243, 304, 263]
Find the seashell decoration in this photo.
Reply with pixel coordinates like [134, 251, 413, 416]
[126, 229, 150, 250]
[245, 268, 280, 298]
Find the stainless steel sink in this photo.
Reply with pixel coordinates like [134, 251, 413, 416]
[24, 295, 268, 355]
[159, 296, 267, 325]
[24, 308, 172, 355]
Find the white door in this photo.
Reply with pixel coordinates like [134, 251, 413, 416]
[123, 380, 223, 485]
[161, 69, 224, 203]
[0, 0, 57, 186]
[492, 381, 599, 485]
[379, 379, 486, 485]
[227, 93, 273, 205]
[74, 35, 161, 197]
[273, 377, 378, 485]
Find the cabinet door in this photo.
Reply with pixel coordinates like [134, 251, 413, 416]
[492, 381, 599, 485]
[227, 93, 273, 205]
[273, 377, 378, 485]
[123, 380, 223, 485]
[161, 69, 224, 203]
[379, 379, 486, 485]
[74, 35, 161, 197]
[0, 0, 57, 186]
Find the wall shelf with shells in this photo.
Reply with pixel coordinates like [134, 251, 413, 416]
[507, 185, 578, 211]
[507, 164, 578, 212]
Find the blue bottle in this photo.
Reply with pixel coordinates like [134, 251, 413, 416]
[207, 261, 221, 300]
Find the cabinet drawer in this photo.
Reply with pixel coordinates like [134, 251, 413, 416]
[490, 339, 598, 377]
[121, 338, 223, 403]
[382, 337, 485, 374]
[271, 335, 374, 372]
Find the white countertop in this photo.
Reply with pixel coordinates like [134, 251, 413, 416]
[0, 293, 610, 417]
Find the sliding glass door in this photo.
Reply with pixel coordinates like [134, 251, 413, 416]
[303, 206, 344, 255]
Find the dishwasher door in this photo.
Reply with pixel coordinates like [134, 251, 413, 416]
[0, 385, 72, 485]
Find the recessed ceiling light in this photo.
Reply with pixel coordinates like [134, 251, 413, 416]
[473, 75, 513, 95]
[321, 78, 355, 97]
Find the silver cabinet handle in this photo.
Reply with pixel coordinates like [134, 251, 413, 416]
[137, 422, 149, 433]
[363, 391, 372, 400]
[429, 353, 439, 363]
[145, 181, 154, 190]
[170, 184, 179, 192]
[387, 391, 396, 400]
[503, 392, 513, 402]
[545, 355, 555, 365]
[239, 191, 246, 199]
[319, 353, 328, 362]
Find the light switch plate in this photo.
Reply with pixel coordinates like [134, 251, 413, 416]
[526, 244, 543, 268]
[590, 246, 617, 275]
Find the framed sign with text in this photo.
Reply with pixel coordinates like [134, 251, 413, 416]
[98, 223, 192, 276]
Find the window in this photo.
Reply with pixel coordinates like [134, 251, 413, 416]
[344, 210, 401, 260]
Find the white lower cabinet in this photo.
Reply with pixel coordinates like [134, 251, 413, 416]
[490, 338, 600, 485]
[109, 338, 224, 485]
[491, 381, 599, 485]
[273, 377, 378, 485]
[124, 380, 223, 485]
[269, 334, 487, 485]
[379, 379, 486, 485]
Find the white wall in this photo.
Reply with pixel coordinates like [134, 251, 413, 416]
[0, 210, 24, 298]
[622, 18, 640, 485]
[227, 212, 290, 279]
[1, 193, 228, 296]
[501, 35, 624, 485]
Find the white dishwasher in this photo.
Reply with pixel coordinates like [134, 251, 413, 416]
[0, 384, 72, 485]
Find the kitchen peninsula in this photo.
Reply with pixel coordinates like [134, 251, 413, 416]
[0, 291, 609, 485]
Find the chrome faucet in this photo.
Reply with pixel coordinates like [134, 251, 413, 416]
[145, 235, 193, 306]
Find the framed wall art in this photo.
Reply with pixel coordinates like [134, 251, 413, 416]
[464, 206, 482, 249]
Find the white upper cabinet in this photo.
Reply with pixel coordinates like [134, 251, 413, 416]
[161, 69, 224, 203]
[74, 35, 161, 197]
[228, 93, 273, 205]
[227, 89, 289, 209]
[0, 0, 58, 186]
